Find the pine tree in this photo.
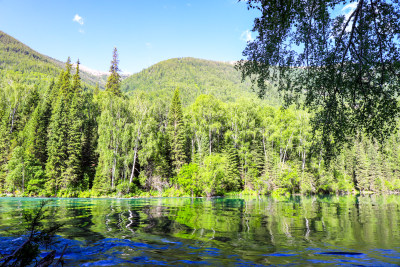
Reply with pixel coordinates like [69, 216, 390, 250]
[354, 138, 370, 192]
[248, 139, 265, 190]
[5, 146, 25, 193]
[80, 91, 99, 190]
[105, 47, 122, 97]
[72, 59, 82, 94]
[94, 83, 100, 95]
[60, 57, 72, 97]
[45, 59, 72, 194]
[25, 81, 54, 167]
[250, 139, 265, 174]
[168, 88, 186, 175]
[21, 85, 40, 125]
[62, 61, 83, 188]
[45, 95, 68, 194]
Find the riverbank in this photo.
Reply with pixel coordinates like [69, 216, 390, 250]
[2, 187, 399, 199]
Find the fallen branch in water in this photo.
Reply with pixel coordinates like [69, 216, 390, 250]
[0, 240, 30, 266]
[0, 200, 64, 267]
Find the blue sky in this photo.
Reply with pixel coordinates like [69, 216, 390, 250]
[0, 0, 259, 74]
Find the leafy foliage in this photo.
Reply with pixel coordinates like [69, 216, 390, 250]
[237, 0, 400, 157]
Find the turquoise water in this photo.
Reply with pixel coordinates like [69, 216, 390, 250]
[1, 196, 400, 266]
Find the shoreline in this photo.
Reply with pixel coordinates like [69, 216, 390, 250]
[1, 190, 400, 200]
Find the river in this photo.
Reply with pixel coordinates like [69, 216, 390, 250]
[0, 195, 399, 265]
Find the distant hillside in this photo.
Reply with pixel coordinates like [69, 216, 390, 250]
[0, 31, 106, 88]
[0, 32, 278, 104]
[121, 57, 280, 105]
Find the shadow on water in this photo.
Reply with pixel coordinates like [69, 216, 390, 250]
[1, 195, 400, 265]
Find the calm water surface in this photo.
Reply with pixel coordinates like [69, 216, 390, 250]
[1, 196, 400, 266]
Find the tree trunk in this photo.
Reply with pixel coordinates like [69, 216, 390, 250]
[9, 105, 18, 133]
[262, 134, 267, 163]
[111, 143, 118, 189]
[209, 129, 212, 155]
[280, 132, 293, 177]
[22, 164, 25, 193]
[111, 156, 116, 189]
[129, 146, 138, 185]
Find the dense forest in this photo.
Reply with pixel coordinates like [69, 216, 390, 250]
[121, 57, 280, 106]
[1, 31, 400, 198]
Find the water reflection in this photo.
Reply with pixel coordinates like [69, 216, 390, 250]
[0, 195, 400, 265]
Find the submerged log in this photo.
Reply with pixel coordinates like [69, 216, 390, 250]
[35, 250, 56, 267]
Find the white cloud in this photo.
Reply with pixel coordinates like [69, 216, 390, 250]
[342, 2, 358, 13]
[241, 30, 254, 42]
[145, 42, 152, 48]
[79, 29, 85, 34]
[342, 2, 358, 32]
[73, 14, 84, 25]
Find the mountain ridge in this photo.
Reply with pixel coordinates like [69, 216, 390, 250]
[0, 31, 279, 105]
[0, 30, 107, 88]
[121, 57, 280, 105]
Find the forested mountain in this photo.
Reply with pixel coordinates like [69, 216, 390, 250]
[1, 32, 400, 198]
[121, 57, 280, 105]
[0, 30, 106, 88]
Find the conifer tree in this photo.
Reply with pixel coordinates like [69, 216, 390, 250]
[45, 95, 68, 194]
[21, 86, 40, 125]
[168, 88, 186, 175]
[354, 138, 370, 192]
[72, 59, 82, 94]
[60, 57, 72, 97]
[105, 47, 122, 97]
[63, 61, 83, 188]
[45, 59, 72, 194]
[250, 139, 265, 174]
[247, 139, 265, 190]
[80, 91, 99, 190]
[24, 97, 52, 167]
[94, 83, 100, 95]
[6, 146, 25, 192]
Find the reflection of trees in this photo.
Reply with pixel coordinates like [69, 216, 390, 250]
[89, 200, 144, 240]
[1, 196, 400, 256]
[57, 200, 104, 242]
[164, 196, 400, 252]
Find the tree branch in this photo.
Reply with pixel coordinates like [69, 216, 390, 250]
[340, 0, 364, 69]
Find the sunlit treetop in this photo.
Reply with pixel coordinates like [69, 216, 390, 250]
[106, 47, 122, 97]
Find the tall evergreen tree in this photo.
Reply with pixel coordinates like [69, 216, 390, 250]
[60, 57, 72, 97]
[94, 83, 100, 95]
[24, 94, 52, 167]
[45, 59, 72, 194]
[105, 47, 122, 97]
[80, 91, 99, 190]
[63, 61, 83, 188]
[168, 88, 186, 175]
[45, 95, 68, 194]
[353, 138, 370, 192]
[72, 59, 82, 94]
